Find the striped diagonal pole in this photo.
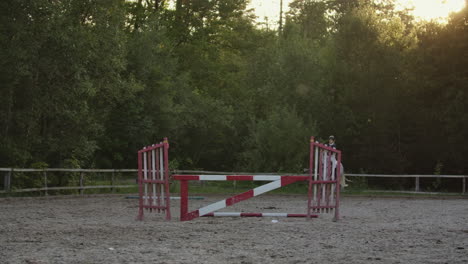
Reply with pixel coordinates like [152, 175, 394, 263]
[174, 176, 307, 221]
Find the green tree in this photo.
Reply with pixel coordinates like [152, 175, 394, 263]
[238, 107, 315, 172]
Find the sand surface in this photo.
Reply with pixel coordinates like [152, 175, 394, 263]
[0, 194, 467, 264]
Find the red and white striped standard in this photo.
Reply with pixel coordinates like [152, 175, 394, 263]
[137, 138, 171, 221]
[307, 136, 342, 221]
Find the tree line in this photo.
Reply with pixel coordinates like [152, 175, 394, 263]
[1, 0, 467, 176]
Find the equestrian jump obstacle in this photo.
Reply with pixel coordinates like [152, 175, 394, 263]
[137, 138, 171, 221]
[137, 137, 342, 221]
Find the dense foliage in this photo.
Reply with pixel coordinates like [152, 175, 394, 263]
[1, 0, 467, 175]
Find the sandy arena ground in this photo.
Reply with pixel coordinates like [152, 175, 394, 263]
[0, 194, 467, 264]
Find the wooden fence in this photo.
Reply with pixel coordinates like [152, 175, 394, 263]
[0, 168, 466, 195]
[346, 173, 467, 194]
[0, 168, 137, 195]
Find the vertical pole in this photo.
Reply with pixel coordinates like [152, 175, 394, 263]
[5, 169, 12, 192]
[334, 151, 342, 222]
[151, 148, 156, 209]
[325, 151, 332, 213]
[159, 147, 164, 211]
[137, 150, 144, 221]
[462, 177, 466, 194]
[180, 180, 189, 221]
[313, 143, 318, 212]
[43, 170, 48, 196]
[111, 170, 115, 193]
[79, 172, 84, 195]
[415, 176, 420, 192]
[163, 137, 171, 220]
[307, 137, 314, 219]
[330, 151, 337, 211]
[322, 150, 329, 213]
[148, 149, 153, 211]
[143, 148, 148, 208]
[317, 149, 323, 213]
[156, 147, 161, 212]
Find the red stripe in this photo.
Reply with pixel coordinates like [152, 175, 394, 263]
[280, 176, 304, 186]
[182, 210, 200, 221]
[241, 213, 262, 217]
[287, 214, 318, 218]
[311, 141, 340, 154]
[138, 143, 165, 153]
[226, 189, 254, 206]
[227, 175, 254, 181]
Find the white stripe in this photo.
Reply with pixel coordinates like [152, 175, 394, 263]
[322, 151, 327, 212]
[262, 213, 287, 217]
[322, 151, 328, 180]
[253, 180, 282, 196]
[198, 200, 227, 216]
[194, 175, 282, 181]
[253, 175, 281, 181]
[143, 152, 148, 180]
[199, 175, 227, 181]
[213, 212, 241, 217]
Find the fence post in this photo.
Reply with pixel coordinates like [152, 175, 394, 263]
[463, 177, 466, 194]
[111, 170, 115, 193]
[4, 169, 12, 192]
[43, 170, 48, 196]
[415, 176, 420, 192]
[80, 172, 84, 195]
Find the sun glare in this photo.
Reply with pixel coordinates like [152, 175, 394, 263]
[399, 0, 466, 21]
[248, 0, 466, 24]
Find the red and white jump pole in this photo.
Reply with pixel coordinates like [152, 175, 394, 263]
[173, 175, 321, 221]
[203, 212, 317, 218]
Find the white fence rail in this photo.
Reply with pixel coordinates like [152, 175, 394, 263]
[346, 174, 466, 194]
[0, 168, 138, 195]
[0, 168, 466, 195]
